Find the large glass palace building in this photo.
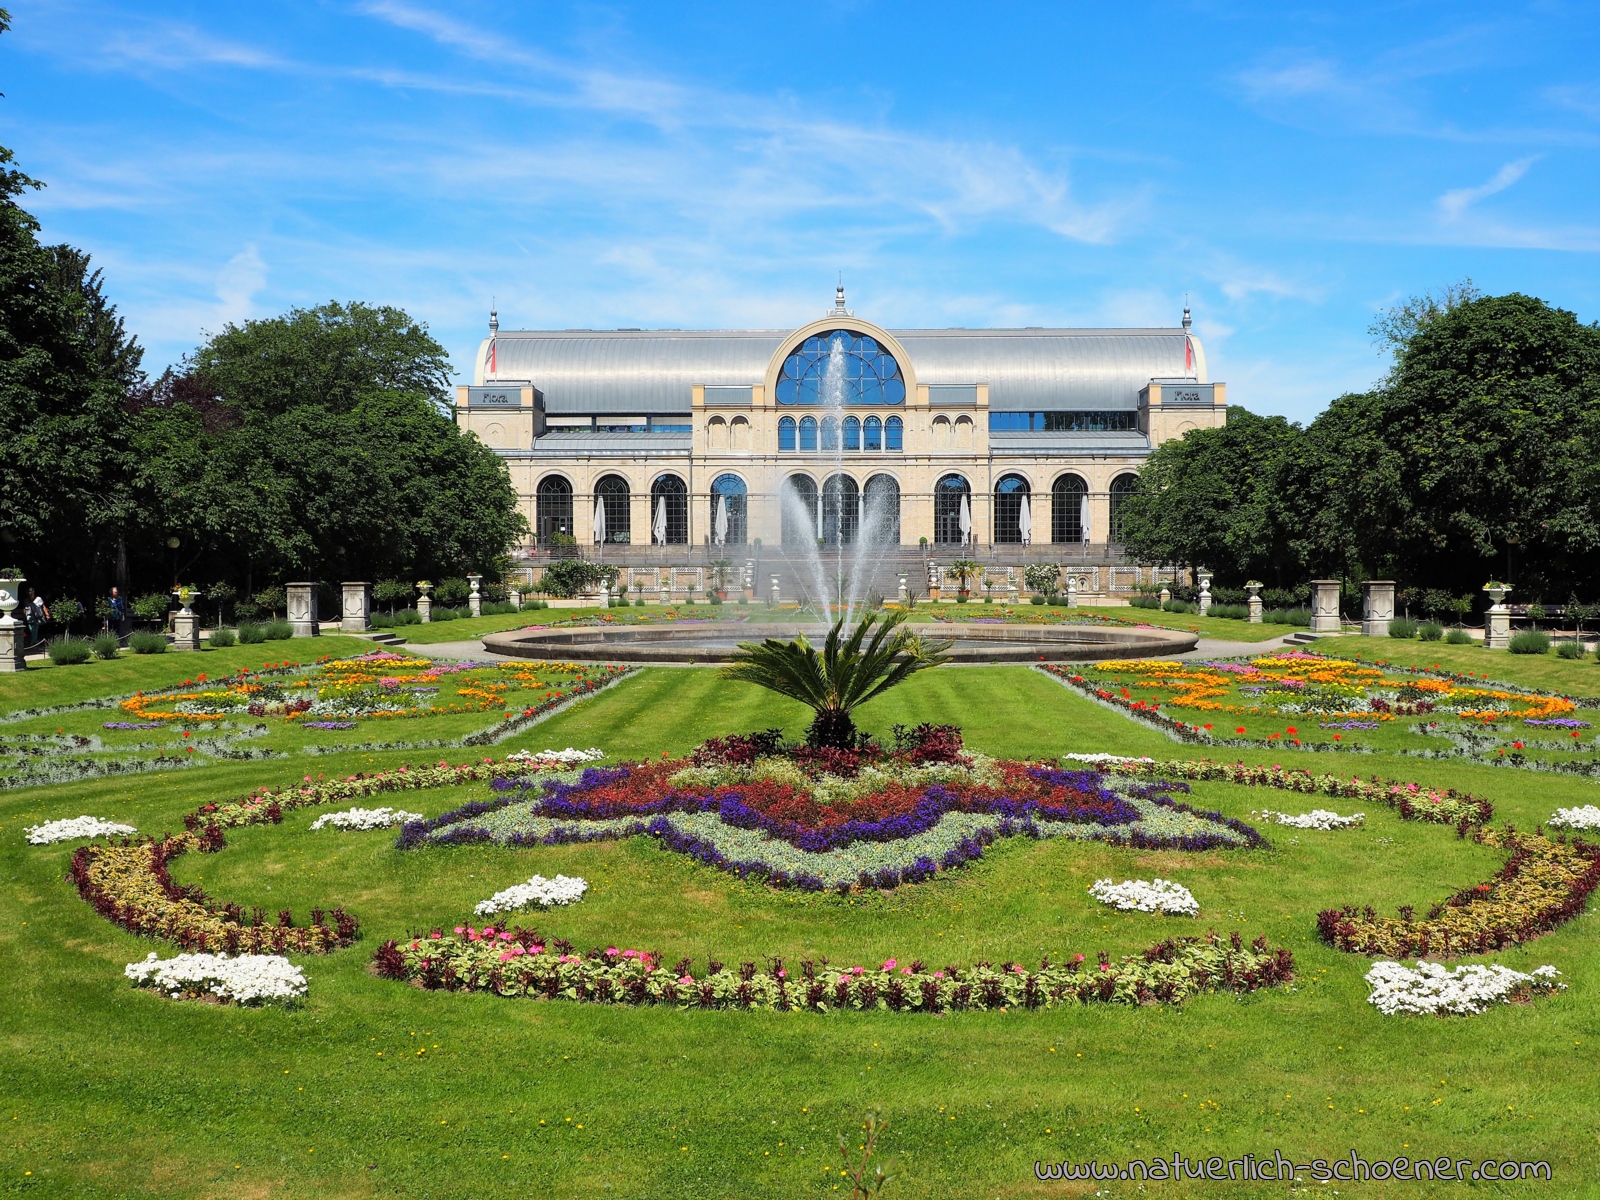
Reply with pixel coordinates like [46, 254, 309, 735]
[455, 288, 1226, 554]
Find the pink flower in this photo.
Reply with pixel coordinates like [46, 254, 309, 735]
[605, 946, 619, 956]
[852, 966, 865, 976]
[777, 969, 787, 978]
[933, 971, 946, 980]
[881, 958, 897, 972]
[481, 927, 496, 937]
[679, 975, 694, 986]
[1072, 953, 1085, 963]
[837, 974, 851, 984]
[622, 949, 638, 958]
[498, 932, 513, 941]
[900, 968, 912, 976]
[531, 945, 545, 955]
[498, 952, 514, 962]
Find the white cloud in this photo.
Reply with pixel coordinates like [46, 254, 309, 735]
[1437, 158, 1537, 220]
[214, 246, 267, 328]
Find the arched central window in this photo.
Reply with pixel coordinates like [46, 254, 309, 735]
[781, 475, 818, 545]
[863, 416, 882, 451]
[934, 474, 971, 546]
[775, 330, 906, 406]
[594, 474, 631, 544]
[778, 416, 797, 452]
[863, 474, 900, 545]
[993, 474, 1032, 544]
[1109, 473, 1139, 544]
[710, 474, 747, 546]
[536, 475, 573, 545]
[822, 474, 860, 546]
[1052, 474, 1088, 543]
[650, 474, 688, 545]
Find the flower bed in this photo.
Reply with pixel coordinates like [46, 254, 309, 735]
[474, 874, 588, 915]
[26, 815, 137, 845]
[372, 928, 1293, 1011]
[1088, 878, 1198, 915]
[1548, 806, 1600, 831]
[1363, 960, 1564, 1016]
[1253, 809, 1364, 830]
[125, 951, 307, 1006]
[401, 729, 1263, 891]
[308, 807, 423, 831]
[1317, 830, 1600, 958]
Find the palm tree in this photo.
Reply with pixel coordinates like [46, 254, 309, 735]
[720, 611, 953, 749]
[944, 560, 982, 597]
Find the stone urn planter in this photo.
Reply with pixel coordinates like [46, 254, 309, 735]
[467, 574, 483, 618]
[1245, 581, 1263, 624]
[1483, 582, 1511, 649]
[416, 581, 433, 624]
[0, 574, 26, 672]
[171, 584, 201, 651]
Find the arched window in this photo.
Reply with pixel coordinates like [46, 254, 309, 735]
[993, 474, 1031, 544]
[536, 475, 573, 544]
[778, 416, 797, 452]
[730, 415, 750, 450]
[934, 474, 971, 546]
[1052, 474, 1088, 544]
[864, 415, 882, 451]
[650, 474, 688, 545]
[706, 416, 727, 450]
[775, 330, 906, 406]
[594, 474, 631, 545]
[710, 473, 747, 546]
[863, 474, 900, 545]
[799, 416, 818, 452]
[1109, 473, 1139, 543]
[781, 475, 818, 545]
[820, 415, 839, 452]
[822, 474, 860, 546]
[885, 416, 903, 451]
[843, 416, 861, 451]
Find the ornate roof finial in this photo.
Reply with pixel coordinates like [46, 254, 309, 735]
[489, 303, 499, 334]
[831, 276, 850, 317]
[1181, 298, 1191, 333]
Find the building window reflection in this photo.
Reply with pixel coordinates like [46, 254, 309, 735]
[775, 330, 905, 406]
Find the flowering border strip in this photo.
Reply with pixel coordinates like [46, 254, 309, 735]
[1317, 830, 1600, 959]
[372, 928, 1293, 1012]
[1320, 650, 1600, 710]
[461, 667, 632, 746]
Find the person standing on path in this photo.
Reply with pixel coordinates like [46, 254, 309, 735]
[108, 587, 129, 636]
[24, 590, 48, 646]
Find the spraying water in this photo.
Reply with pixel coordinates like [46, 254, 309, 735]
[779, 332, 894, 628]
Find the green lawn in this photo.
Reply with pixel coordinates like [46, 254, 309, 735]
[3, 658, 1598, 1197]
[1317, 633, 1600, 696]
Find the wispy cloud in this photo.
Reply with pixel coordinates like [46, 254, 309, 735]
[1438, 158, 1537, 220]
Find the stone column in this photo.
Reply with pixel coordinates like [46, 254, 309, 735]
[770, 574, 781, 606]
[1246, 582, 1263, 624]
[1197, 571, 1213, 616]
[0, 576, 27, 671]
[340, 582, 371, 633]
[1361, 580, 1396, 638]
[897, 573, 908, 603]
[1484, 585, 1512, 649]
[467, 574, 483, 618]
[1310, 580, 1341, 634]
[286, 582, 319, 638]
[416, 582, 432, 623]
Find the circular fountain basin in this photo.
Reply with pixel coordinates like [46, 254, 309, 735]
[481, 620, 1197, 664]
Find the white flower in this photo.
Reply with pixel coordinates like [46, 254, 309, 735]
[1547, 805, 1600, 831]
[1061, 753, 1154, 764]
[506, 747, 605, 768]
[474, 874, 588, 915]
[1364, 960, 1565, 1016]
[308, 807, 423, 831]
[1088, 877, 1198, 916]
[25, 816, 138, 845]
[124, 952, 307, 1006]
[1253, 809, 1364, 830]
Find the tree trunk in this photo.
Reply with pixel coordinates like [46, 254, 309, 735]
[806, 707, 858, 750]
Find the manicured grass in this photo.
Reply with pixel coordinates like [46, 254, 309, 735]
[1095, 603, 1302, 643]
[1318, 633, 1600, 697]
[3, 661, 1598, 1196]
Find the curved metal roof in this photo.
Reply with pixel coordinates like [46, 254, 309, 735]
[477, 326, 1202, 414]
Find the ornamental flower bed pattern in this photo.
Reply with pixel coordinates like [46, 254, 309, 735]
[373, 927, 1293, 1011]
[401, 728, 1263, 891]
[1253, 809, 1364, 830]
[1548, 805, 1600, 831]
[1317, 830, 1600, 959]
[125, 951, 308, 1006]
[1363, 960, 1565, 1016]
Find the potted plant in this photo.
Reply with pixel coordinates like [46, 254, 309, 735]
[945, 560, 980, 603]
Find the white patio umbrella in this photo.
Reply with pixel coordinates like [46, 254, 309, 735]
[1079, 491, 1091, 544]
[713, 494, 728, 546]
[959, 492, 973, 545]
[592, 496, 606, 546]
[1017, 493, 1032, 545]
[653, 497, 667, 546]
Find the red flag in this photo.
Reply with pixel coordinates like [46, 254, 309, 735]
[1184, 336, 1194, 373]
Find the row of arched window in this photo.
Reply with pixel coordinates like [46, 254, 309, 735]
[778, 415, 903, 453]
[533, 471, 1138, 546]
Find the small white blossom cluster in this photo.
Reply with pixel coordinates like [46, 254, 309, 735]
[308, 807, 423, 831]
[124, 952, 308, 1006]
[25, 815, 138, 845]
[1254, 808, 1365, 830]
[1088, 877, 1199, 916]
[474, 873, 589, 915]
[507, 747, 605, 768]
[1547, 805, 1600, 831]
[1061, 753, 1154, 765]
[1364, 960, 1565, 1016]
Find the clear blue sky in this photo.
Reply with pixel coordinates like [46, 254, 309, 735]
[3, 1, 1598, 422]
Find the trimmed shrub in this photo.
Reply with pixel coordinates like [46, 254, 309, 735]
[1283, 608, 1311, 627]
[1207, 603, 1249, 621]
[1418, 621, 1444, 641]
[208, 628, 237, 648]
[90, 632, 121, 659]
[46, 636, 91, 665]
[1161, 598, 1196, 614]
[1557, 639, 1584, 660]
[128, 631, 169, 655]
[395, 608, 423, 626]
[1509, 629, 1551, 655]
[1129, 594, 1161, 610]
[1388, 618, 1418, 639]
[1030, 594, 1046, 605]
[237, 623, 268, 644]
[264, 619, 293, 641]
[430, 606, 459, 622]
[1444, 627, 1474, 645]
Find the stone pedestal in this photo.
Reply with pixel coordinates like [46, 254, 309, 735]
[1197, 572, 1213, 616]
[417, 595, 432, 623]
[467, 575, 483, 618]
[1310, 580, 1341, 634]
[340, 582, 371, 633]
[770, 574, 781, 606]
[1361, 580, 1396, 638]
[897, 573, 908, 603]
[1484, 586, 1511, 649]
[1065, 576, 1078, 608]
[172, 609, 201, 651]
[0, 578, 26, 672]
[1246, 583, 1263, 624]
[1158, 587, 1170, 606]
[286, 582, 319, 638]
[508, 589, 521, 611]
